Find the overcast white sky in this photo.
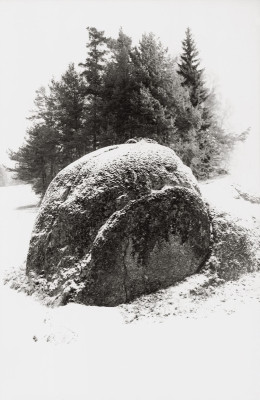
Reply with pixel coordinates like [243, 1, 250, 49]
[0, 0, 259, 165]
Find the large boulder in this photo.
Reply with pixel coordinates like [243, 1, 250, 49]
[203, 213, 260, 280]
[26, 141, 211, 306]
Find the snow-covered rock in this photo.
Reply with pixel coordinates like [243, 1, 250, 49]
[200, 177, 260, 280]
[26, 141, 211, 306]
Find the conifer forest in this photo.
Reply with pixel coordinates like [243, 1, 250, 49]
[10, 27, 240, 196]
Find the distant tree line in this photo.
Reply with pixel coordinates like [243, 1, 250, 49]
[10, 27, 239, 195]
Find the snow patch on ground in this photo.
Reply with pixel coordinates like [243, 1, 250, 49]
[200, 175, 260, 225]
[1, 180, 260, 400]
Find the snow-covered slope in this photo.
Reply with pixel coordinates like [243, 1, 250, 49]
[0, 180, 260, 400]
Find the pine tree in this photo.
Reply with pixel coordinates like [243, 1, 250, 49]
[10, 26, 239, 196]
[79, 27, 108, 150]
[49, 64, 88, 164]
[10, 65, 87, 195]
[177, 28, 208, 107]
[9, 124, 59, 195]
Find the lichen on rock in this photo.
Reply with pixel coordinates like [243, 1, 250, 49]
[26, 140, 211, 306]
[203, 211, 260, 281]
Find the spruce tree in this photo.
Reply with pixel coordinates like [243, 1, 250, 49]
[177, 28, 208, 107]
[130, 33, 176, 143]
[10, 26, 238, 196]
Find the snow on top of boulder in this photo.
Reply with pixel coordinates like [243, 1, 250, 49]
[42, 141, 199, 208]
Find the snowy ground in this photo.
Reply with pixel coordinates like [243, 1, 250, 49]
[0, 181, 260, 400]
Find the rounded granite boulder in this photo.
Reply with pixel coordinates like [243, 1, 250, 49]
[26, 140, 211, 306]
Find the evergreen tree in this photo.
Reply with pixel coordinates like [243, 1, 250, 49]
[10, 65, 87, 195]
[9, 124, 59, 195]
[12, 82, 62, 193]
[10, 26, 239, 196]
[177, 28, 208, 107]
[130, 33, 176, 143]
[49, 64, 88, 164]
[102, 28, 135, 143]
[174, 28, 215, 177]
[79, 27, 108, 150]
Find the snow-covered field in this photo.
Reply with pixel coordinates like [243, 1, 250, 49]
[1, 180, 260, 400]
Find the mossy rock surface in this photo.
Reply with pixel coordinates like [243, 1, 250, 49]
[204, 213, 260, 280]
[26, 141, 211, 306]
